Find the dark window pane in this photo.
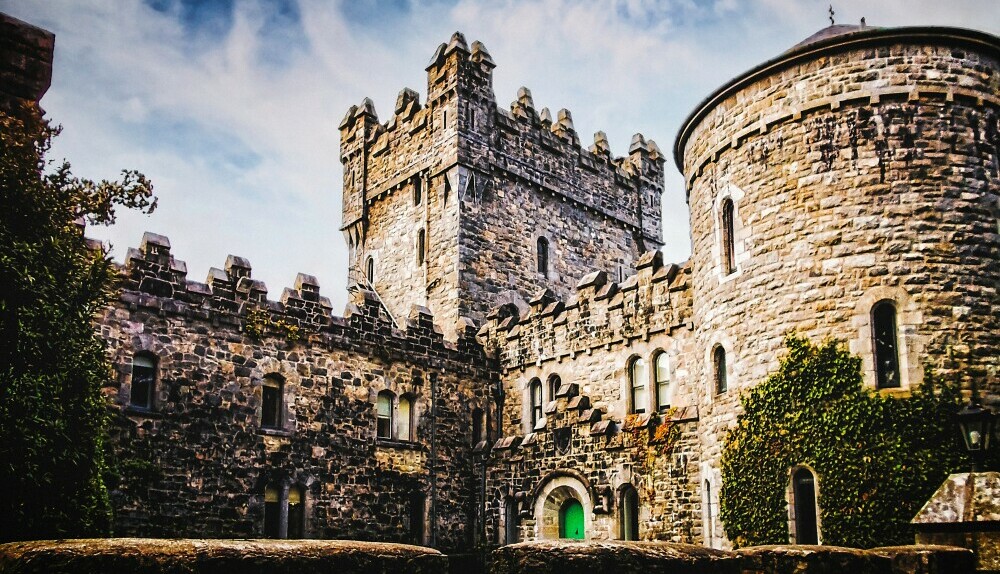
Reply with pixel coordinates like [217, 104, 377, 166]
[287, 487, 304, 539]
[410, 493, 425, 544]
[793, 468, 818, 544]
[130, 356, 156, 410]
[872, 301, 901, 389]
[537, 238, 549, 277]
[721, 199, 735, 274]
[262, 381, 282, 429]
[714, 347, 727, 394]
[264, 485, 280, 538]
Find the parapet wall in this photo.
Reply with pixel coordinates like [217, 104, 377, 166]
[0, 12, 54, 110]
[478, 250, 692, 372]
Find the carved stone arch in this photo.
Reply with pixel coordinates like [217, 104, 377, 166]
[850, 286, 923, 391]
[531, 469, 593, 540]
[712, 181, 747, 282]
[704, 331, 736, 401]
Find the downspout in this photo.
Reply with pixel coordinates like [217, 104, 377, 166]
[429, 371, 438, 547]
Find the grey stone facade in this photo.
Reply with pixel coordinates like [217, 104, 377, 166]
[5, 12, 994, 554]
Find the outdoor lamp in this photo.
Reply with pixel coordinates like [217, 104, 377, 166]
[957, 400, 995, 472]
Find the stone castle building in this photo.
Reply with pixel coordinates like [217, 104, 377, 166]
[5, 11, 998, 552]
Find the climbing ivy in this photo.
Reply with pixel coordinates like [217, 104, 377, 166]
[243, 306, 300, 343]
[720, 334, 994, 549]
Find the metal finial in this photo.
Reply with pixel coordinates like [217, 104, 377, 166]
[828, 4, 835, 26]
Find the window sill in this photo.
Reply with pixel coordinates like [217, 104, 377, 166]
[375, 438, 425, 450]
[124, 406, 162, 418]
[259, 427, 293, 437]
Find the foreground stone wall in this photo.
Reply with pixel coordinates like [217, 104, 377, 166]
[0, 539, 447, 574]
[480, 252, 702, 545]
[99, 233, 495, 552]
[675, 27, 1000, 548]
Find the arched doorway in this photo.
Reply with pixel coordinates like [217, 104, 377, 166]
[791, 467, 819, 544]
[559, 499, 585, 539]
[620, 486, 639, 540]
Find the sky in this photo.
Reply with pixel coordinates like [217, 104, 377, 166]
[2, 0, 998, 312]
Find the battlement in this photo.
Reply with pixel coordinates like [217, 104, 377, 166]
[478, 250, 692, 371]
[339, 32, 665, 245]
[117, 232, 485, 361]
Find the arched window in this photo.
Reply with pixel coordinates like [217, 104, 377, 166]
[713, 346, 728, 395]
[558, 498, 585, 539]
[529, 378, 543, 430]
[365, 256, 375, 285]
[287, 485, 305, 539]
[264, 484, 280, 538]
[261, 375, 284, 430]
[504, 497, 519, 544]
[791, 467, 819, 544]
[472, 407, 485, 445]
[416, 229, 426, 266]
[720, 197, 736, 275]
[620, 486, 640, 541]
[871, 300, 901, 389]
[629, 357, 648, 414]
[537, 237, 549, 277]
[376, 390, 394, 438]
[398, 395, 414, 441]
[547, 374, 561, 402]
[130, 353, 157, 410]
[654, 352, 672, 412]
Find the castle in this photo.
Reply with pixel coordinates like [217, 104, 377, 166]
[4, 12, 999, 552]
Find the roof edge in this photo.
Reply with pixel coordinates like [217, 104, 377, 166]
[672, 26, 1000, 173]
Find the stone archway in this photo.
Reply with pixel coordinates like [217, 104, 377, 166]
[533, 473, 592, 540]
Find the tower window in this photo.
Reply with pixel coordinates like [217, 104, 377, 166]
[629, 357, 648, 414]
[721, 197, 735, 275]
[261, 375, 283, 430]
[366, 256, 375, 285]
[537, 237, 549, 277]
[413, 176, 422, 205]
[472, 407, 485, 445]
[287, 485, 305, 539]
[264, 484, 280, 538]
[654, 352, 672, 412]
[871, 300, 901, 389]
[529, 378, 543, 430]
[713, 346, 728, 395]
[130, 353, 157, 410]
[410, 492, 426, 544]
[416, 229, 426, 266]
[376, 390, 394, 438]
[704, 480, 714, 547]
[264, 483, 306, 539]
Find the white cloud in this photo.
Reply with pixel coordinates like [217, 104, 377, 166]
[1, 0, 996, 313]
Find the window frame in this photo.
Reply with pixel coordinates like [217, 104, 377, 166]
[376, 390, 394, 439]
[713, 346, 728, 395]
[536, 237, 549, 278]
[397, 394, 414, 441]
[629, 356, 648, 414]
[720, 197, 736, 275]
[129, 353, 157, 411]
[871, 300, 901, 389]
[653, 352, 672, 412]
[416, 228, 426, 267]
[547, 374, 561, 403]
[365, 255, 375, 285]
[619, 485, 640, 541]
[529, 378, 543, 430]
[261, 375, 284, 430]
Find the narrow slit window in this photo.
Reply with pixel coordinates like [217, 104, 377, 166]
[714, 346, 728, 395]
[287, 485, 305, 539]
[416, 229, 426, 266]
[366, 256, 375, 285]
[547, 374, 561, 402]
[264, 484, 280, 538]
[871, 301, 901, 389]
[529, 379, 543, 429]
[721, 198, 735, 275]
[537, 237, 549, 277]
[413, 176, 422, 205]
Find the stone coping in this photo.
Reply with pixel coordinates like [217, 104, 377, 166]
[491, 540, 739, 574]
[0, 538, 446, 574]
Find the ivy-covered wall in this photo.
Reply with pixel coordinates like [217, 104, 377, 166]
[720, 335, 996, 549]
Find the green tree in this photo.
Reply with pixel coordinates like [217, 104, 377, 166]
[720, 334, 985, 548]
[0, 105, 155, 540]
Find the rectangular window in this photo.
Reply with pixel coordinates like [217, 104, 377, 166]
[262, 379, 282, 429]
[130, 355, 156, 410]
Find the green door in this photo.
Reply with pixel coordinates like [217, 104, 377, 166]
[558, 499, 585, 539]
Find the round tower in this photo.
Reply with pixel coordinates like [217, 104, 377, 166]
[674, 25, 999, 540]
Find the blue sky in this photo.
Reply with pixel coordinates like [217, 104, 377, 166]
[2, 0, 997, 312]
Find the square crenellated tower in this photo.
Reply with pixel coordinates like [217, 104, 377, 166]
[340, 32, 665, 338]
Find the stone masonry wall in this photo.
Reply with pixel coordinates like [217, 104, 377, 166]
[99, 233, 495, 552]
[479, 251, 703, 545]
[340, 33, 666, 335]
[0, 12, 54, 111]
[676, 30, 1000, 547]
